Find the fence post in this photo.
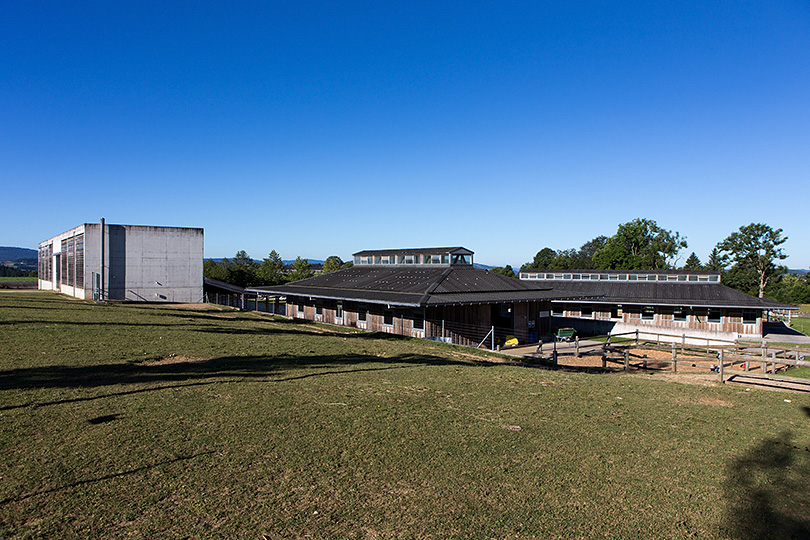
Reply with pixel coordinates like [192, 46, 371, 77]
[719, 349, 725, 383]
[602, 354, 606, 368]
[442, 320, 445, 339]
[771, 351, 776, 374]
[681, 333, 686, 354]
[624, 350, 629, 371]
[491, 326, 495, 350]
[635, 330, 639, 345]
[671, 342, 677, 373]
[575, 336, 580, 357]
[761, 344, 767, 374]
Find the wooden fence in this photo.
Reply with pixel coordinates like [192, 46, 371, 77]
[542, 329, 809, 386]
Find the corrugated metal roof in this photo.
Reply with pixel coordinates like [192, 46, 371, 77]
[247, 266, 581, 307]
[546, 280, 794, 309]
[204, 277, 245, 294]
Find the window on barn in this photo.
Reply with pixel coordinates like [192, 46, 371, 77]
[610, 306, 621, 319]
[315, 305, 323, 316]
[336, 301, 343, 319]
[708, 309, 722, 323]
[358, 307, 367, 322]
[383, 310, 394, 326]
[75, 234, 84, 286]
[641, 307, 655, 320]
[580, 305, 593, 318]
[297, 303, 304, 315]
[743, 311, 756, 324]
[673, 308, 687, 322]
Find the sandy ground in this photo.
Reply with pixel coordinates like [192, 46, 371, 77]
[501, 341, 810, 392]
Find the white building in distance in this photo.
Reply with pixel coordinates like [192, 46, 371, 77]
[38, 221, 203, 303]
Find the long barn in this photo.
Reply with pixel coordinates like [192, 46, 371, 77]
[249, 247, 576, 348]
[519, 268, 795, 344]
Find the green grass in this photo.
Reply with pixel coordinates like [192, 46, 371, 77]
[0, 277, 36, 283]
[790, 316, 810, 337]
[2, 292, 810, 539]
[787, 366, 810, 379]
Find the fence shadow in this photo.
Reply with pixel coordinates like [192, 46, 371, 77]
[720, 431, 810, 539]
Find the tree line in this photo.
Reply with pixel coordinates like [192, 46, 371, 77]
[203, 250, 352, 288]
[0, 265, 37, 278]
[522, 218, 809, 304]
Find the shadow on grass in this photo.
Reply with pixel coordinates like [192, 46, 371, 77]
[0, 352, 489, 410]
[0, 450, 216, 506]
[721, 430, 810, 539]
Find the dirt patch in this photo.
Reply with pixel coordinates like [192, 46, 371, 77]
[137, 355, 211, 366]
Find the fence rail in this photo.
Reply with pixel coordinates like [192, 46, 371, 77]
[537, 328, 809, 387]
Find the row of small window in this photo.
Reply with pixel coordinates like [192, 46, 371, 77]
[521, 272, 719, 283]
[38, 244, 53, 281]
[298, 303, 425, 329]
[355, 254, 471, 265]
[553, 305, 757, 324]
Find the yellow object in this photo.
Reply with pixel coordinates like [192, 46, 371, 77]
[504, 335, 518, 347]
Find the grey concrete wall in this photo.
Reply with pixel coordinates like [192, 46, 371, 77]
[41, 223, 203, 303]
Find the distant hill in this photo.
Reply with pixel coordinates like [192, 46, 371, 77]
[0, 246, 37, 260]
[789, 269, 808, 275]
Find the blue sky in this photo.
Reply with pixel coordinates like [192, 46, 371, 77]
[2, 1, 808, 268]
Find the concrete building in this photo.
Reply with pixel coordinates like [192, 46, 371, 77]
[38, 221, 203, 302]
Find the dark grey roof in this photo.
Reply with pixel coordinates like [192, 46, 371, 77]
[353, 247, 473, 257]
[204, 277, 245, 294]
[545, 280, 795, 310]
[247, 266, 581, 307]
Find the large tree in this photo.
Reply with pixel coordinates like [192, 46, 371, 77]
[525, 248, 557, 269]
[287, 256, 314, 282]
[705, 246, 727, 272]
[574, 235, 608, 269]
[593, 218, 687, 270]
[322, 255, 345, 274]
[258, 250, 286, 285]
[490, 265, 517, 278]
[203, 258, 228, 282]
[718, 223, 788, 298]
[682, 252, 702, 270]
[226, 250, 260, 287]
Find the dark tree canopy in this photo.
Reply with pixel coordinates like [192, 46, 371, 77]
[287, 256, 314, 282]
[526, 248, 557, 269]
[705, 246, 727, 272]
[225, 250, 260, 287]
[322, 256, 345, 274]
[258, 250, 286, 285]
[682, 252, 702, 270]
[490, 265, 517, 278]
[718, 223, 788, 298]
[592, 218, 687, 270]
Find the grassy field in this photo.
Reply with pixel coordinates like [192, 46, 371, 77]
[1, 292, 810, 539]
[791, 315, 810, 337]
[0, 277, 36, 283]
